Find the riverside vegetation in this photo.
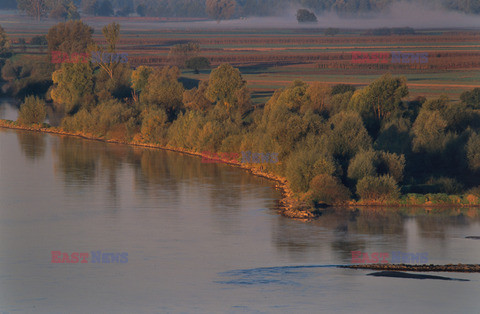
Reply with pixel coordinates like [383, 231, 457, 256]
[1, 21, 480, 216]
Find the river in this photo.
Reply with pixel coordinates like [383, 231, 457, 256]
[1, 103, 480, 313]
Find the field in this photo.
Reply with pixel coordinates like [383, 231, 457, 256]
[2, 14, 480, 104]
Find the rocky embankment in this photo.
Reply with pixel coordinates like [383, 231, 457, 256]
[340, 263, 480, 272]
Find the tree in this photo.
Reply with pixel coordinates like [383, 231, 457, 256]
[168, 42, 200, 68]
[136, 4, 146, 16]
[349, 74, 408, 122]
[140, 66, 184, 117]
[50, 62, 95, 113]
[467, 132, 480, 171]
[81, 0, 98, 15]
[205, 64, 246, 108]
[331, 83, 355, 96]
[306, 82, 331, 113]
[97, 0, 113, 16]
[17, 0, 48, 20]
[17, 95, 46, 125]
[46, 21, 95, 55]
[185, 57, 210, 74]
[183, 81, 213, 111]
[0, 25, 11, 58]
[49, 2, 67, 19]
[412, 110, 448, 153]
[206, 0, 236, 23]
[102, 22, 120, 52]
[460, 88, 480, 109]
[327, 111, 372, 160]
[66, 2, 80, 20]
[30, 35, 48, 46]
[131, 65, 153, 101]
[296, 9, 317, 23]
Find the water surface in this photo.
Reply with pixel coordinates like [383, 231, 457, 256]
[1, 125, 480, 313]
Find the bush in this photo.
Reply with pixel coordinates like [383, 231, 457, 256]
[425, 177, 464, 194]
[356, 175, 400, 201]
[30, 35, 48, 46]
[17, 96, 46, 125]
[466, 186, 480, 197]
[307, 174, 351, 205]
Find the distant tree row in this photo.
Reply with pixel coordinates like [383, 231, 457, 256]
[12, 0, 480, 20]
[17, 0, 80, 20]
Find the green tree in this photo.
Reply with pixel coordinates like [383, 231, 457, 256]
[30, 35, 48, 46]
[349, 74, 408, 122]
[460, 88, 480, 109]
[51, 62, 95, 113]
[296, 9, 317, 23]
[168, 42, 200, 68]
[206, 0, 236, 23]
[17, 95, 46, 125]
[131, 65, 153, 101]
[140, 66, 184, 117]
[412, 109, 448, 153]
[97, 0, 113, 16]
[46, 20, 95, 54]
[185, 57, 210, 74]
[102, 22, 120, 52]
[0, 25, 11, 57]
[205, 64, 246, 108]
[327, 111, 372, 160]
[183, 81, 213, 111]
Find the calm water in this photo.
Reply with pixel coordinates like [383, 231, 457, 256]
[1, 113, 480, 313]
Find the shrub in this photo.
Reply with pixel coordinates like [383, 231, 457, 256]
[307, 174, 351, 205]
[356, 175, 400, 201]
[30, 35, 48, 46]
[17, 96, 46, 125]
[426, 177, 464, 194]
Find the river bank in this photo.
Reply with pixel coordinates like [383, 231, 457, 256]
[2, 118, 480, 218]
[0, 119, 316, 220]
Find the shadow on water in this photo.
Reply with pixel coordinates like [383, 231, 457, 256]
[217, 265, 341, 286]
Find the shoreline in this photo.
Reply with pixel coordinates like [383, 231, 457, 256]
[2, 119, 480, 219]
[0, 119, 316, 220]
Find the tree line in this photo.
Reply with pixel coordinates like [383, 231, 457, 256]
[10, 0, 480, 21]
[1, 21, 480, 208]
